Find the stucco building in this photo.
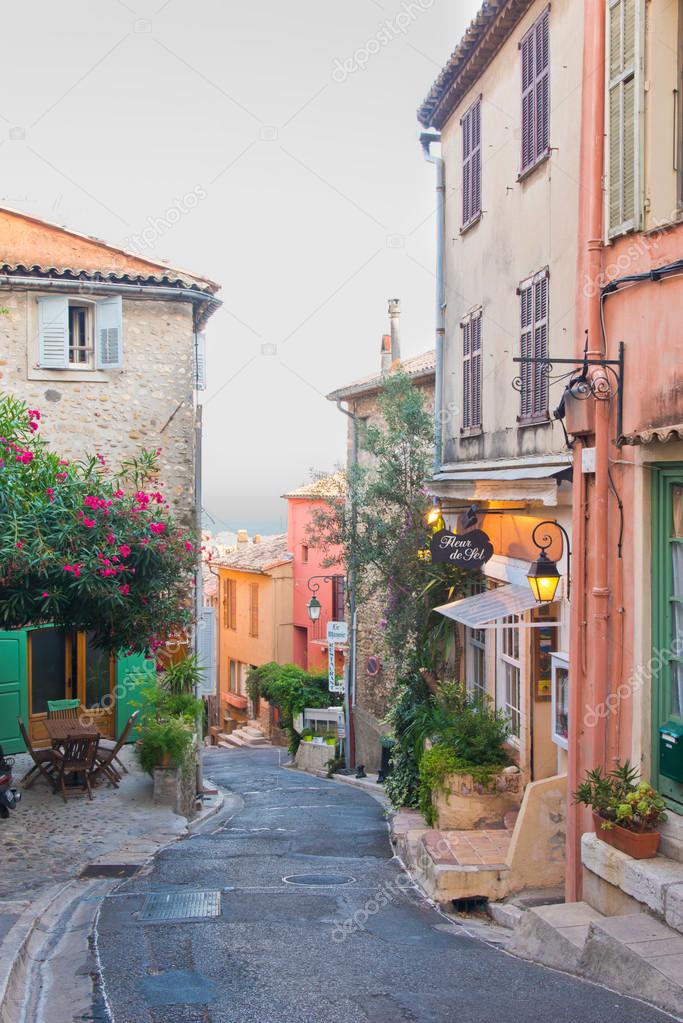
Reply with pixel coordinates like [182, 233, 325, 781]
[0, 205, 220, 753]
[328, 300, 435, 772]
[417, 0, 584, 891]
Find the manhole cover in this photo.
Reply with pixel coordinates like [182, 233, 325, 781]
[138, 891, 221, 922]
[283, 873, 356, 887]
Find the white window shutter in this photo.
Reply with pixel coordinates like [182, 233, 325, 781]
[38, 296, 69, 368]
[95, 295, 123, 369]
[607, 0, 639, 237]
[195, 331, 206, 390]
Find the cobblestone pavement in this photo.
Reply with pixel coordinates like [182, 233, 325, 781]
[0, 745, 187, 900]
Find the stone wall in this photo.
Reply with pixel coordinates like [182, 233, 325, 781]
[152, 746, 199, 820]
[0, 290, 197, 527]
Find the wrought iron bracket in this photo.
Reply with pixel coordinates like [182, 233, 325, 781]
[307, 574, 344, 595]
[532, 520, 571, 600]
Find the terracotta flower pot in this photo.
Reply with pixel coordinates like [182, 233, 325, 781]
[157, 751, 171, 769]
[592, 811, 660, 859]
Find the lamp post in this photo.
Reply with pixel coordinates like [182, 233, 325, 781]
[306, 575, 344, 621]
[527, 520, 571, 602]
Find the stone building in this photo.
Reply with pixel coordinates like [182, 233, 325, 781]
[0, 205, 221, 754]
[0, 205, 220, 527]
[327, 300, 434, 772]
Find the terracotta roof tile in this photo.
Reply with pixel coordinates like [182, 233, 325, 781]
[282, 471, 346, 500]
[213, 534, 292, 573]
[327, 350, 435, 401]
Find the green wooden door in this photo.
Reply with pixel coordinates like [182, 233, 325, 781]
[115, 650, 155, 740]
[652, 466, 683, 807]
[0, 630, 28, 754]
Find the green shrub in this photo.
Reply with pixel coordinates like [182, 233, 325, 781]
[136, 718, 193, 774]
[418, 745, 509, 826]
[246, 663, 342, 753]
[161, 654, 206, 696]
[574, 761, 667, 833]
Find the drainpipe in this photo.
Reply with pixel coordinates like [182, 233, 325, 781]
[420, 131, 445, 475]
[334, 397, 361, 767]
[567, 0, 607, 902]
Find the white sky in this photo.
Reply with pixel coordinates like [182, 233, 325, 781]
[1, 0, 480, 534]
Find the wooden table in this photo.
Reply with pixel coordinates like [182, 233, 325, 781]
[44, 718, 100, 745]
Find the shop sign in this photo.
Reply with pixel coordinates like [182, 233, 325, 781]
[430, 528, 494, 569]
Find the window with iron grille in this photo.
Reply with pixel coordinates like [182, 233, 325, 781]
[520, 7, 550, 176]
[462, 96, 482, 228]
[223, 578, 236, 631]
[248, 583, 259, 638]
[607, 0, 639, 236]
[461, 311, 482, 431]
[518, 271, 549, 422]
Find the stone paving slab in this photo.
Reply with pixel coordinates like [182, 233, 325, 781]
[1, 745, 188, 900]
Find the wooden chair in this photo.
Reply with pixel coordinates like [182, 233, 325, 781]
[94, 711, 140, 786]
[16, 717, 60, 790]
[47, 699, 81, 719]
[54, 735, 100, 802]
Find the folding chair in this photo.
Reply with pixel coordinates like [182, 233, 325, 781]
[17, 717, 60, 790]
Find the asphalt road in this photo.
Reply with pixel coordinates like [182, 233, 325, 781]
[96, 747, 673, 1023]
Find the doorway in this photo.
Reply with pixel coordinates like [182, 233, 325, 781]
[28, 627, 115, 745]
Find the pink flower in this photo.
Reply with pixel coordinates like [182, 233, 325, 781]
[63, 564, 82, 578]
[46, 488, 55, 502]
[28, 409, 41, 420]
[29, 422, 38, 432]
[118, 544, 132, 558]
[149, 522, 166, 535]
[16, 542, 23, 549]
[59, 459, 69, 466]
[105, 533, 115, 544]
[41, 592, 49, 598]
[118, 584, 130, 596]
[184, 541, 194, 551]
[80, 516, 96, 529]
[56, 472, 67, 482]
[113, 489, 124, 500]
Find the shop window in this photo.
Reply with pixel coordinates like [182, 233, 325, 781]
[466, 627, 487, 700]
[551, 652, 569, 749]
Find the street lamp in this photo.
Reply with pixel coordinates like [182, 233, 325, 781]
[306, 595, 322, 621]
[527, 520, 571, 602]
[426, 498, 445, 532]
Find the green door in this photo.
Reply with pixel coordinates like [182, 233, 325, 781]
[116, 650, 155, 740]
[652, 466, 683, 807]
[0, 630, 28, 754]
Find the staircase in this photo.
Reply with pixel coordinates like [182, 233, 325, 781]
[217, 721, 270, 749]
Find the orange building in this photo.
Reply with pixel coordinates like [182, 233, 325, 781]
[214, 535, 292, 735]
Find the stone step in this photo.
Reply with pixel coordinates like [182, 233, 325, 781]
[241, 726, 265, 738]
[411, 828, 513, 904]
[230, 729, 269, 747]
[218, 733, 247, 748]
[582, 832, 683, 934]
[511, 901, 683, 1016]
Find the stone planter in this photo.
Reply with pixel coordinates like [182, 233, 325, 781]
[294, 740, 335, 774]
[432, 767, 523, 830]
[152, 739, 199, 820]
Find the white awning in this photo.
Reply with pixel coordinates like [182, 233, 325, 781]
[434, 583, 557, 630]
[430, 463, 572, 507]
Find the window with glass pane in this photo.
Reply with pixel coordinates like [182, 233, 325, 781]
[467, 627, 487, 699]
[498, 614, 522, 739]
[85, 631, 112, 709]
[30, 628, 67, 715]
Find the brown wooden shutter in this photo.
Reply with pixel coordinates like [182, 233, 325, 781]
[248, 583, 259, 638]
[462, 319, 472, 428]
[532, 274, 549, 416]
[462, 97, 482, 227]
[521, 8, 550, 173]
[519, 283, 534, 418]
[521, 30, 535, 172]
[224, 579, 236, 631]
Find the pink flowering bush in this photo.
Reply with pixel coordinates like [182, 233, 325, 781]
[0, 394, 197, 651]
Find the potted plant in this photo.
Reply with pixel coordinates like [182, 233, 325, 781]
[137, 718, 194, 774]
[574, 761, 667, 859]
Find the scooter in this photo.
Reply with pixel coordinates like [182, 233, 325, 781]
[0, 746, 21, 819]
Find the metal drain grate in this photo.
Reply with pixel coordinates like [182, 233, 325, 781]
[138, 891, 221, 922]
[80, 863, 141, 879]
[283, 873, 356, 887]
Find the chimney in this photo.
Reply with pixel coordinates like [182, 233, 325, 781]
[253, 534, 263, 544]
[236, 529, 249, 546]
[388, 298, 401, 364]
[380, 334, 392, 374]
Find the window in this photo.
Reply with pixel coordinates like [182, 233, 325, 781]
[195, 331, 206, 390]
[223, 578, 236, 631]
[497, 615, 522, 741]
[461, 311, 482, 431]
[301, 544, 309, 564]
[607, 0, 639, 236]
[229, 659, 238, 693]
[520, 7, 550, 175]
[466, 627, 487, 700]
[68, 305, 93, 366]
[332, 576, 345, 621]
[248, 582, 259, 638]
[519, 271, 549, 422]
[37, 295, 123, 370]
[551, 652, 569, 749]
[462, 96, 482, 228]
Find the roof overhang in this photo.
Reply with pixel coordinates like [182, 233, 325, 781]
[621, 423, 683, 445]
[434, 583, 560, 630]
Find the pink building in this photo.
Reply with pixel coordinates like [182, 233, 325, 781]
[283, 474, 346, 672]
